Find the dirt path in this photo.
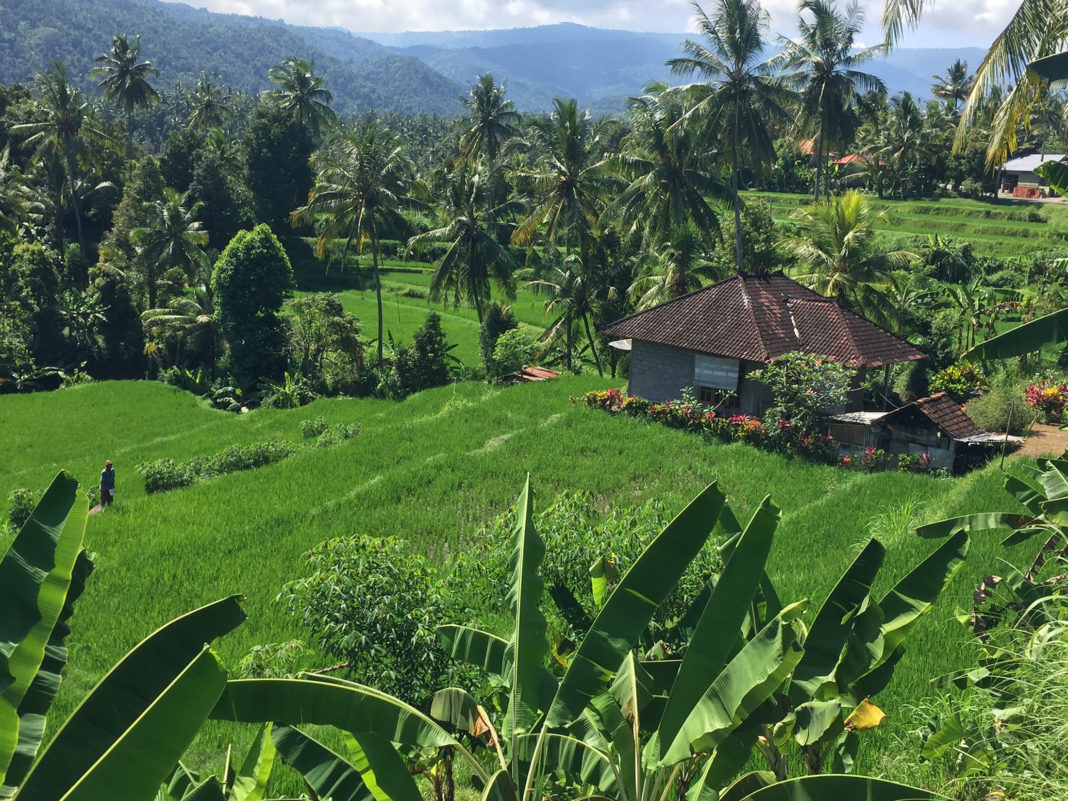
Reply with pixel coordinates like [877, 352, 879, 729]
[1012, 422, 1068, 460]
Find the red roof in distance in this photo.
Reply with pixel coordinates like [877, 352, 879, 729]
[600, 273, 925, 368]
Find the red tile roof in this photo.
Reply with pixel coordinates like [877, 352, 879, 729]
[882, 393, 985, 440]
[601, 273, 925, 368]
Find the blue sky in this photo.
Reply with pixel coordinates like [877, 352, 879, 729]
[169, 0, 1015, 49]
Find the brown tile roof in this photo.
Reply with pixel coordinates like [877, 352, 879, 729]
[502, 366, 561, 384]
[882, 393, 986, 440]
[600, 273, 925, 368]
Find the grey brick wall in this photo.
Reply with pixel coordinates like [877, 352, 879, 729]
[628, 341, 694, 402]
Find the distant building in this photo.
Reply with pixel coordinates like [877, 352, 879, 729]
[600, 273, 924, 416]
[1000, 153, 1068, 197]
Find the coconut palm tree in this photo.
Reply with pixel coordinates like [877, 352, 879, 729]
[11, 62, 109, 254]
[667, 0, 793, 273]
[130, 188, 210, 308]
[293, 119, 420, 365]
[460, 73, 520, 166]
[268, 57, 335, 140]
[406, 164, 517, 323]
[931, 59, 974, 112]
[526, 254, 604, 375]
[512, 97, 616, 256]
[0, 146, 32, 235]
[189, 73, 227, 131]
[628, 229, 716, 309]
[90, 34, 159, 168]
[779, 0, 886, 202]
[781, 189, 916, 323]
[141, 280, 219, 370]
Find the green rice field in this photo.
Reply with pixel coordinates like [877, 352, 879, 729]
[0, 376, 1033, 783]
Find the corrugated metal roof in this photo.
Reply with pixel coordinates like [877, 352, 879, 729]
[600, 273, 925, 368]
[1002, 153, 1067, 172]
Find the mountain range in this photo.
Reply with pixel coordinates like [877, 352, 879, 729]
[0, 0, 987, 115]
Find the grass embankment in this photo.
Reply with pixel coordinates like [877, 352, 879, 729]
[753, 191, 1068, 257]
[0, 378, 1031, 785]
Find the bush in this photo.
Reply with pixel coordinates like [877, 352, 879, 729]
[749, 352, 855, 432]
[930, 361, 988, 403]
[137, 438, 296, 494]
[479, 302, 518, 378]
[7, 488, 38, 531]
[966, 382, 1034, 435]
[492, 329, 538, 376]
[280, 535, 466, 705]
[385, 312, 454, 399]
[315, 422, 360, 448]
[300, 416, 329, 439]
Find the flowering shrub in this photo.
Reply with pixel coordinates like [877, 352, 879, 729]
[749, 352, 855, 432]
[930, 361, 988, 403]
[1025, 380, 1068, 422]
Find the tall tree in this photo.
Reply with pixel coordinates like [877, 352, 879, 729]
[460, 73, 520, 166]
[668, 0, 792, 272]
[526, 255, 604, 375]
[130, 188, 210, 308]
[268, 57, 335, 140]
[90, 34, 159, 170]
[293, 118, 420, 365]
[406, 164, 516, 323]
[780, 0, 885, 202]
[243, 101, 313, 233]
[931, 59, 974, 112]
[188, 73, 227, 131]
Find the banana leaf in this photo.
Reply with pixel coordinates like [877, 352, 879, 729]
[183, 777, 228, 801]
[516, 732, 617, 795]
[229, 723, 275, 801]
[734, 774, 951, 800]
[1036, 159, 1068, 196]
[431, 688, 491, 736]
[654, 497, 778, 762]
[0, 472, 85, 788]
[546, 483, 726, 728]
[346, 731, 422, 801]
[271, 724, 373, 801]
[15, 596, 246, 801]
[436, 626, 507, 676]
[503, 477, 551, 745]
[661, 603, 807, 765]
[965, 306, 1068, 361]
[1, 550, 92, 797]
[61, 646, 230, 801]
[684, 727, 759, 801]
[210, 677, 486, 781]
[480, 769, 518, 801]
[917, 513, 1035, 538]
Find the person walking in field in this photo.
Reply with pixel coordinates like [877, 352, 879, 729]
[100, 459, 115, 507]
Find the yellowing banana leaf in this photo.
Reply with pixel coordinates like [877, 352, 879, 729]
[734, 774, 951, 800]
[431, 688, 493, 738]
[61, 646, 230, 801]
[15, 596, 246, 801]
[0, 472, 85, 790]
[271, 724, 373, 801]
[435, 625, 507, 676]
[843, 698, 886, 731]
[546, 483, 726, 728]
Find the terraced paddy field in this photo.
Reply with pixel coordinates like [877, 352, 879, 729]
[0, 376, 1033, 784]
[754, 191, 1068, 258]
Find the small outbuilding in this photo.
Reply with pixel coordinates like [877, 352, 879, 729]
[1000, 153, 1067, 197]
[828, 392, 1020, 472]
[600, 273, 924, 417]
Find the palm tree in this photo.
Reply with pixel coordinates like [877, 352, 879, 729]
[406, 164, 517, 323]
[460, 74, 520, 166]
[293, 119, 420, 365]
[781, 189, 916, 322]
[189, 73, 227, 131]
[526, 255, 604, 375]
[611, 84, 726, 257]
[0, 146, 31, 235]
[779, 0, 886, 202]
[667, 0, 793, 273]
[130, 188, 210, 309]
[512, 97, 615, 255]
[628, 229, 716, 309]
[931, 59, 974, 112]
[11, 62, 107, 253]
[90, 34, 159, 167]
[268, 57, 335, 140]
[141, 282, 219, 370]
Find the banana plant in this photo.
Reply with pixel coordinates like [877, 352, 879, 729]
[434, 478, 953, 801]
[0, 472, 91, 799]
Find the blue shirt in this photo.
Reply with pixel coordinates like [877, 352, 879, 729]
[100, 468, 115, 490]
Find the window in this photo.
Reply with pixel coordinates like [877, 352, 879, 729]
[697, 386, 740, 408]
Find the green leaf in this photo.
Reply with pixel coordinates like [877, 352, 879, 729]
[346, 731, 422, 801]
[1035, 160, 1068, 197]
[0, 472, 85, 788]
[654, 497, 778, 761]
[517, 732, 617, 795]
[919, 712, 966, 762]
[791, 540, 884, 704]
[661, 605, 807, 765]
[685, 728, 759, 801]
[436, 626, 507, 676]
[271, 724, 372, 801]
[431, 687, 489, 736]
[183, 776, 228, 801]
[589, 555, 618, 609]
[61, 646, 230, 801]
[210, 676, 486, 781]
[734, 774, 951, 800]
[547, 482, 726, 728]
[16, 596, 246, 801]
[718, 771, 775, 801]
[965, 306, 1068, 361]
[502, 477, 551, 746]
[480, 769, 518, 801]
[916, 513, 1034, 538]
[1, 550, 92, 797]
[230, 723, 275, 801]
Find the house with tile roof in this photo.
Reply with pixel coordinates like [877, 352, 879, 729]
[600, 272, 925, 417]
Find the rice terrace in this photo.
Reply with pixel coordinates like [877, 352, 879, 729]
[3, 0, 1068, 799]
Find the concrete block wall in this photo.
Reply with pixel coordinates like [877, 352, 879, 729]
[628, 341, 695, 402]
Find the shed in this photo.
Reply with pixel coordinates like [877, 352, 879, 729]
[1000, 153, 1067, 197]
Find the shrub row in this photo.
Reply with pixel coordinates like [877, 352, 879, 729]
[137, 439, 298, 494]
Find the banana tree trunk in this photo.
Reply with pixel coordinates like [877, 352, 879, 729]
[583, 313, 602, 377]
[732, 111, 743, 274]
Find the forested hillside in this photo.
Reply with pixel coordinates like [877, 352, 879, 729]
[0, 0, 464, 114]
